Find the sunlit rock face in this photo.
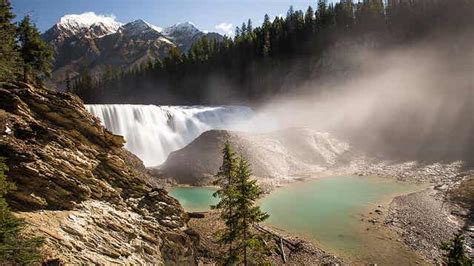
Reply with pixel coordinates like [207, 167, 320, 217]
[0, 83, 198, 264]
[159, 128, 355, 185]
[86, 104, 254, 166]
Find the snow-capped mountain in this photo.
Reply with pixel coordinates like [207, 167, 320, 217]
[43, 12, 122, 45]
[162, 22, 208, 52]
[119, 19, 161, 36]
[58, 12, 122, 36]
[43, 12, 222, 89]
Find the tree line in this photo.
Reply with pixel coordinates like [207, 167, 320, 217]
[0, 0, 53, 86]
[71, 0, 473, 105]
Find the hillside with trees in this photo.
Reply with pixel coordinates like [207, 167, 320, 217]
[71, 0, 473, 105]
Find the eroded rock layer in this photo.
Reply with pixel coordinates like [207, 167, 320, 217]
[0, 83, 197, 264]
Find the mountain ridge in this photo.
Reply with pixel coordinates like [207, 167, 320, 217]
[43, 12, 223, 89]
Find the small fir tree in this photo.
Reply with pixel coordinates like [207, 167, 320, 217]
[212, 141, 239, 263]
[441, 231, 472, 266]
[212, 142, 270, 265]
[234, 156, 269, 265]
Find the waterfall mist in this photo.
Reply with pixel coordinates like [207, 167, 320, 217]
[248, 33, 474, 164]
[86, 105, 254, 166]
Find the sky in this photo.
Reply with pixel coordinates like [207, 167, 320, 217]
[11, 0, 334, 36]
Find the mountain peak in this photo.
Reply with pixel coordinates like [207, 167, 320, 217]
[120, 19, 162, 35]
[163, 22, 200, 37]
[56, 12, 122, 36]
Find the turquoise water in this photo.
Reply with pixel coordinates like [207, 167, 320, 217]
[169, 186, 220, 212]
[169, 176, 425, 264]
[260, 176, 424, 264]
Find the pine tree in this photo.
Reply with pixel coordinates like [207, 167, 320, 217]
[0, 158, 43, 264]
[212, 141, 239, 263]
[304, 6, 315, 32]
[234, 156, 269, 265]
[246, 19, 253, 33]
[17, 15, 53, 85]
[441, 231, 472, 266]
[65, 71, 71, 92]
[0, 0, 19, 82]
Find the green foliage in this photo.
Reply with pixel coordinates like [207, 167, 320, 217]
[17, 15, 53, 85]
[441, 231, 472, 266]
[212, 142, 269, 265]
[234, 156, 269, 265]
[0, 0, 20, 82]
[212, 141, 239, 262]
[0, 158, 44, 264]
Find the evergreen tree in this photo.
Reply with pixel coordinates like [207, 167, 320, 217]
[17, 15, 53, 85]
[234, 156, 269, 265]
[235, 26, 241, 38]
[163, 46, 182, 72]
[335, 0, 354, 30]
[304, 6, 315, 32]
[212, 141, 239, 263]
[441, 231, 472, 266]
[0, 0, 19, 82]
[0, 158, 43, 264]
[65, 71, 71, 92]
[246, 19, 253, 33]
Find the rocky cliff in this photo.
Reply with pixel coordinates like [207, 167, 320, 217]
[0, 82, 198, 264]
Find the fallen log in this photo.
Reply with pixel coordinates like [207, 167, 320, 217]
[253, 224, 299, 251]
[280, 237, 287, 263]
[187, 211, 208, 218]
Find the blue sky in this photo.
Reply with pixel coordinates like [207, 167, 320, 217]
[11, 0, 334, 35]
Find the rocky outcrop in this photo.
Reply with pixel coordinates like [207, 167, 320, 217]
[159, 128, 354, 185]
[0, 82, 197, 264]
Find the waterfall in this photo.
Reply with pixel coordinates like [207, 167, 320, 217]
[86, 104, 254, 167]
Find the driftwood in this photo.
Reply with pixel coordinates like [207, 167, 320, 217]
[253, 224, 299, 251]
[253, 224, 309, 263]
[279, 237, 287, 263]
[187, 211, 208, 218]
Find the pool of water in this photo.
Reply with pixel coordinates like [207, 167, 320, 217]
[260, 176, 425, 264]
[169, 186, 220, 212]
[169, 176, 426, 264]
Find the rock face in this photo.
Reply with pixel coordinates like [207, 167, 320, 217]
[0, 82, 197, 264]
[159, 128, 354, 185]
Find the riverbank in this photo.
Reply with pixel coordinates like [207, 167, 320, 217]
[356, 161, 474, 263]
[188, 211, 343, 265]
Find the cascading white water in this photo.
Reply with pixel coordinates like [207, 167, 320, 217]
[86, 104, 254, 167]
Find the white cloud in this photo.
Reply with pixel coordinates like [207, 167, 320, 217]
[215, 22, 233, 36]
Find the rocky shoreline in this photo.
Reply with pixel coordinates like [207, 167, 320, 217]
[188, 211, 343, 265]
[355, 159, 474, 263]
